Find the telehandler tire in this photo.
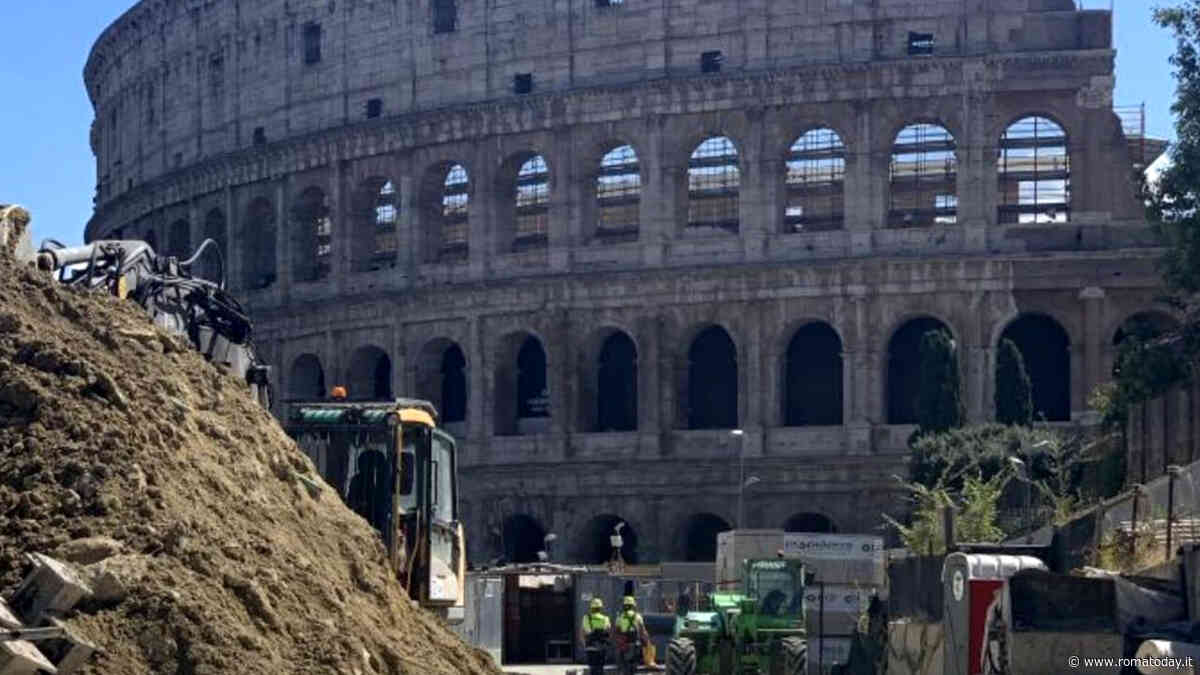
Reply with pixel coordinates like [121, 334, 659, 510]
[666, 637, 697, 675]
[782, 637, 807, 675]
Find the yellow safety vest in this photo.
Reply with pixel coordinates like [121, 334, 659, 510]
[616, 610, 643, 634]
[583, 612, 611, 633]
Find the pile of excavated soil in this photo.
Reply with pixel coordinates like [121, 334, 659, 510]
[0, 244, 500, 674]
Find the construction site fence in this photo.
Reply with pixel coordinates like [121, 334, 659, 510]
[1046, 454, 1200, 573]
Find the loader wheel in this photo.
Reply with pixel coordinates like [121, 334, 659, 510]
[666, 638, 697, 675]
[782, 637, 807, 675]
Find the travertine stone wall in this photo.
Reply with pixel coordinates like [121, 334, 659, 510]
[85, 0, 1166, 563]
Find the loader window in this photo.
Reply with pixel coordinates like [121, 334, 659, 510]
[747, 564, 799, 616]
[431, 433, 455, 523]
[398, 427, 420, 512]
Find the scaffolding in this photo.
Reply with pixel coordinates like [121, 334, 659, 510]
[785, 128, 846, 232]
[889, 123, 957, 228]
[596, 144, 641, 238]
[688, 136, 741, 231]
[514, 156, 549, 248]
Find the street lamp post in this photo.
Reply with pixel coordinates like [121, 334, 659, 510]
[731, 430, 760, 529]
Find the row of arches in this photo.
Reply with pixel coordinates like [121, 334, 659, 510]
[286, 309, 1174, 429]
[144, 116, 1070, 289]
[493, 511, 838, 564]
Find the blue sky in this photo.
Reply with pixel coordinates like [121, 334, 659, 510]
[0, 0, 1183, 249]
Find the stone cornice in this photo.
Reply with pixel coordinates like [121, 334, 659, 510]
[85, 48, 1115, 241]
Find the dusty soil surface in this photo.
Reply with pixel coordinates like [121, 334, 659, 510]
[0, 243, 500, 674]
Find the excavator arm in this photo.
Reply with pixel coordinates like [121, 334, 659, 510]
[34, 238, 273, 409]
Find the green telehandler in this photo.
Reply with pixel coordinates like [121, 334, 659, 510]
[666, 558, 808, 675]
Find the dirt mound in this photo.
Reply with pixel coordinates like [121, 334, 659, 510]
[0, 248, 500, 674]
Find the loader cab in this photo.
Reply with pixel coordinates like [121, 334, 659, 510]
[283, 396, 465, 622]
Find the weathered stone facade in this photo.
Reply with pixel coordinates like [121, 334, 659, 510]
[85, 0, 1170, 564]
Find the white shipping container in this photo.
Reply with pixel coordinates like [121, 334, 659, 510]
[782, 534, 886, 587]
[715, 530, 785, 586]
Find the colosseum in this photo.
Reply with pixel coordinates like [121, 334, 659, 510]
[84, 0, 1170, 565]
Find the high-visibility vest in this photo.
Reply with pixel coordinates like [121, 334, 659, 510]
[616, 611, 643, 634]
[583, 612, 611, 633]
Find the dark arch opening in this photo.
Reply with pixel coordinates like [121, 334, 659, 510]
[783, 512, 838, 534]
[243, 197, 277, 289]
[688, 326, 738, 429]
[168, 219, 190, 258]
[597, 332, 638, 431]
[292, 186, 332, 282]
[288, 354, 325, 399]
[502, 514, 546, 564]
[201, 208, 228, 285]
[348, 346, 392, 400]
[1000, 314, 1070, 422]
[683, 513, 732, 562]
[887, 317, 954, 425]
[441, 344, 467, 423]
[784, 322, 843, 426]
[144, 228, 158, 251]
[581, 514, 639, 565]
[517, 336, 548, 419]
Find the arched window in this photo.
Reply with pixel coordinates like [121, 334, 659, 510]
[167, 219, 190, 258]
[348, 346, 392, 400]
[682, 513, 731, 562]
[288, 354, 326, 399]
[784, 323, 843, 426]
[999, 116, 1069, 224]
[243, 197, 276, 289]
[501, 514, 546, 564]
[887, 317, 955, 425]
[597, 332, 638, 432]
[783, 513, 838, 533]
[688, 137, 740, 231]
[1000, 314, 1070, 422]
[786, 129, 845, 232]
[890, 123, 957, 227]
[596, 145, 640, 239]
[514, 156, 549, 249]
[517, 337, 549, 420]
[292, 187, 332, 282]
[200, 208, 228, 285]
[441, 344, 467, 424]
[688, 326, 738, 429]
[442, 164, 469, 259]
[352, 178, 397, 272]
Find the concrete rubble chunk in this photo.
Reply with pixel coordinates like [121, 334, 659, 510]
[0, 638, 56, 675]
[9, 555, 92, 626]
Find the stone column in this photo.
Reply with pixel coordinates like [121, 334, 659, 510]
[967, 345, 991, 423]
[552, 309, 574, 437]
[323, 329, 336, 396]
[469, 145, 491, 280]
[741, 108, 769, 262]
[330, 160, 347, 294]
[642, 115, 669, 267]
[741, 302, 765, 458]
[275, 176, 291, 300]
[847, 104, 877, 256]
[397, 171, 417, 286]
[1079, 286, 1107, 420]
[548, 129, 572, 272]
[223, 185, 237, 289]
[466, 316, 486, 444]
[637, 315, 661, 433]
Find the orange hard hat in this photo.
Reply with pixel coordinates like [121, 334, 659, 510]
[330, 386, 347, 400]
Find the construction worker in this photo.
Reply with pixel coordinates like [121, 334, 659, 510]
[579, 597, 611, 675]
[613, 595, 651, 675]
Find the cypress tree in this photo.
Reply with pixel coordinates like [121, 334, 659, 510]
[916, 329, 965, 435]
[995, 338, 1034, 426]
